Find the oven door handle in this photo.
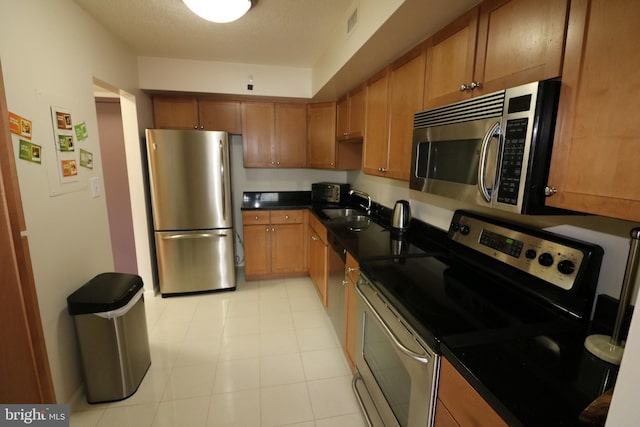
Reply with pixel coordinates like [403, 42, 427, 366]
[477, 120, 502, 203]
[356, 282, 431, 365]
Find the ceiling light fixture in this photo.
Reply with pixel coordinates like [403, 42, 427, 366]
[182, 0, 253, 24]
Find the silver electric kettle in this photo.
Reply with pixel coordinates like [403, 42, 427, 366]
[391, 200, 411, 232]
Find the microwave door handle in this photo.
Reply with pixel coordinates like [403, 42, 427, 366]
[477, 121, 502, 202]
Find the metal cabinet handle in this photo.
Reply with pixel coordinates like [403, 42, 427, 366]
[285, 215, 289, 220]
[311, 235, 319, 241]
[460, 83, 469, 92]
[341, 280, 349, 286]
[470, 81, 482, 90]
[347, 267, 358, 273]
[255, 215, 259, 220]
[544, 186, 557, 197]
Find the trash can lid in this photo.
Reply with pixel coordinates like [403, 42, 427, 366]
[67, 272, 143, 315]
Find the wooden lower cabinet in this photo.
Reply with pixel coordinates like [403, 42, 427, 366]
[308, 213, 328, 306]
[436, 357, 508, 427]
[242, 210, 307, 280]
[344, 252, 359, 371]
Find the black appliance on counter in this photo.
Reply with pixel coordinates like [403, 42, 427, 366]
[350, 210, 614, 427]
[311, 182, 350, 204]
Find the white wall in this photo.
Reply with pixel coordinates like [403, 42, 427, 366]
[0, 0, 147, 403]
[138, 57, 313, 98]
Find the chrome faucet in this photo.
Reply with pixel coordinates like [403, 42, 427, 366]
[349, 189, 372, 215]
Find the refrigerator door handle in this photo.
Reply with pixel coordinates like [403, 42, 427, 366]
[220, 139, 226, 222]
[162, 233, 228, 240]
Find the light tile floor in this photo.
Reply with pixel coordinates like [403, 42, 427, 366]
[69, 271, 367, 427]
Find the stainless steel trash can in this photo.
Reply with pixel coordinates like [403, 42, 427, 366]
[67, 273, 151, 403]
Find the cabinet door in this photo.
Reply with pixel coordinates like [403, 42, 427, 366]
[243, 224, 270, 279]
[242, 102, 275, 167]
[337, 85, 366, 141]
[307, 102, 337, 169]
[275, 103, 307, 167]
[152, 97, 199, 129]
[434, 399, 460, 427]
[362, 69, 389, 176]
[545, 0, 640, 222]
[348, 85, 366, 140]
[423, 8, 478, 108]
[474, 0, 568, 95]
[198, 100, 242, 134]
[386, 46, 426, 181]
[336, 96, 349, 140]
[439, 358, 508, 427]
[271, 223, 306, 274]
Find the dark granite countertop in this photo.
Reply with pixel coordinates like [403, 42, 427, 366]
[239, 191, 618, 426]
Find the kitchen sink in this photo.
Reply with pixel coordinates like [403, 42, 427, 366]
[321, 208, 366, 219]
[321, 208, 371, 231]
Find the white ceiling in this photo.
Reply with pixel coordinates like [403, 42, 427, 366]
[77, 0, 481, 99]
[75, 0, 352, 68]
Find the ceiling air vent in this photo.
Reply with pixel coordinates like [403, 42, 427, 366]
[347, 8, 358, 34]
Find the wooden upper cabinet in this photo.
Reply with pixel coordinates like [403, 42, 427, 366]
[386, 45, 425, 180]
[474, 0, 569, 95]
[152, 96, 199, 129]
[242, 102, 275, 167]
[545, 0, 640, 222]
[198, 99, 242, 134]
[242, 101, 306, 168]
[275, 103, 307, 168]
[362, 69, 389, 176]
[424, 8, 479, 108]
[336, 84, 366, 141]
[424, 0, 568, 108]
[364, 46, 425, 180]
[307, 102, 337, 169]
[153, 96, 242, 133]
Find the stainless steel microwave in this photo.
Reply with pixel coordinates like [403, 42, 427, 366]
[410, 80, 561, 214]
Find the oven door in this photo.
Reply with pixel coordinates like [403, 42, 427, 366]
[352, 275, 439, 427]
[410, 117, 502, 208]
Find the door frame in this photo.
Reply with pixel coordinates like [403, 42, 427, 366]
[0, 60, 56, 403]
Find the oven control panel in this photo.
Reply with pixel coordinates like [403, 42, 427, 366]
[448, 212, 587, 291]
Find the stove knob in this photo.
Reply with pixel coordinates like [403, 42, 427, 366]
[450, 222, 460, 232]
[525, 249, 537, 259]
[557, 260, 576, 275]
[460, 225, 471, 235]
[538, 252, 554, 267]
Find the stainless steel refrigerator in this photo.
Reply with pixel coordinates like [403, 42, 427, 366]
[145, 129, 236, 296]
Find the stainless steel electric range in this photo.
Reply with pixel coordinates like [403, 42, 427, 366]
[351, 210, 615, 427]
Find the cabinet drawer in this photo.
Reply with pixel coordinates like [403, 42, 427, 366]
[242, 210, 270, 225]
[270, 209, 304, 224]
[308, 212, 328, 244]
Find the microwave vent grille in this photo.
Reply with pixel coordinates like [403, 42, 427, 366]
[414, 90, 506, 128]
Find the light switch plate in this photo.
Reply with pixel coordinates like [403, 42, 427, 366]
[90, 176, 101, 198]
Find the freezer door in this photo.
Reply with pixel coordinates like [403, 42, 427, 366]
[146, 129, 233, 230]
[155, 230, 236, 295]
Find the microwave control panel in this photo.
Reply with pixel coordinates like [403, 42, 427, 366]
[497, 118, 529, 205]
